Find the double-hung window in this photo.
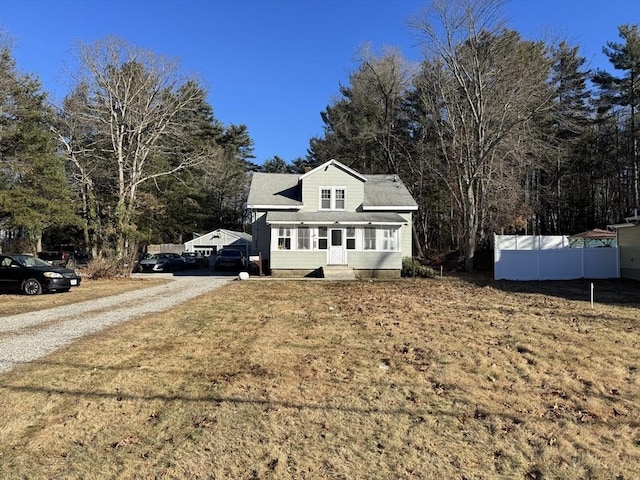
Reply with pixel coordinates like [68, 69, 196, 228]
[319, 187, 346, 210]
[335, 189, 345, 209]
[277, 227, 291, 250]
[346, 227, 356, 250]
[364, 227, 376, 250]
[297, 227, 311, 250]
[318, 227, 328, 249]
[381, 228, 397, 251]
[321, 189, 332, 209]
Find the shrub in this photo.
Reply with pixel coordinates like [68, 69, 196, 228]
[402, 257, 436, 278]
[83, 256, 118, 279]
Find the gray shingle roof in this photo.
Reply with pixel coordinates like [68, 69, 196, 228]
[247, 167, 417, 210]
[246, 172, 301, 208]
[363, 175, 417, 209]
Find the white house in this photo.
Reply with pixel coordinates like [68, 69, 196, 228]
[183, 228, 252, 259]
[246, 159, 417, 278]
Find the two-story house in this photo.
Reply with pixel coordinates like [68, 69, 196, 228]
[247, 159, 418, 278]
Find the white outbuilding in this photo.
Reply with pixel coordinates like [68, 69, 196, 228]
[610, 213, 640, 281]
[183, 229, 252, 259]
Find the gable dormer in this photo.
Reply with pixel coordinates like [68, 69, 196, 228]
[298, 159, 366, 212]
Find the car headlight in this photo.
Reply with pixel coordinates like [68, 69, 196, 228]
[43, 271, 64, 278]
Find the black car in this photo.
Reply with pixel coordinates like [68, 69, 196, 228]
[0, 253, 82, 295]
[214, 249, 246, 271]
[181, 252, 209, 269]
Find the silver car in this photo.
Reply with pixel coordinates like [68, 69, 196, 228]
[137, 253, 186, 273]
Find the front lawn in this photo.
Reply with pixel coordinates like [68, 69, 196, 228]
[0, 277, 638, 479]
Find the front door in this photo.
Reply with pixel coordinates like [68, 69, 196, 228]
[328, 228, 346, 264]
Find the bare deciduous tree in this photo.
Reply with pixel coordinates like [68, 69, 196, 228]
[62, 36, 221, 259]
[412, 0, 556, 271]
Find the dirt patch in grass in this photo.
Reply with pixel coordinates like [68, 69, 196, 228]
[0, 276, 638, 479]
[0, 277, 169, 317]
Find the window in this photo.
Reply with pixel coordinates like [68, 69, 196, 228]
[321, 189, 331, 209]
[277, 227, 291, 250]
[318, 227, 328, 250]
[346, 227, 356, 250]
[335, 189, 345, 209]
[364, 228, 376, 250]
[381, 228, 397, 250]
[319, 187, 346, 210]
[297, 227, 311, 250]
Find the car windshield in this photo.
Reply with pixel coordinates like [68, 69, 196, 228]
[12, 255, 53, 267]
[149, 254, 169, 259]
[220, 250, 241, 257]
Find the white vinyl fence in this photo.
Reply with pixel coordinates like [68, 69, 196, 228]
[494, 235, 619, 281]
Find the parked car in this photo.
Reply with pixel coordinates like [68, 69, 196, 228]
[137, 252, 186, 273]
[0, 253, 82, 295]
[214, 249, 246, 271]
[38, 244, 90, 267]
[181, 252, 209, 269]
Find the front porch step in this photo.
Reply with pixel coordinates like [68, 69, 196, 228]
[322, 265, 356, 280]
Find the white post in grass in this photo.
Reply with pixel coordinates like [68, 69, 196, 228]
[590, 283, 594, 309]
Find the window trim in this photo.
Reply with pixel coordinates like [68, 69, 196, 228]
[297, 226, 311, 250]
[318, 226, 328, 250]
[364, 227, 377, 250]
[277, 227, 292, 250]
[318, 186, 347, 211]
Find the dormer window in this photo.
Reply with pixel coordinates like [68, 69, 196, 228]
[335, 189, 345, 209]
[319, 187, 346, 210]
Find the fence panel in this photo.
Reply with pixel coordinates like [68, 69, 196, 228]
[494, 235, 619, 280]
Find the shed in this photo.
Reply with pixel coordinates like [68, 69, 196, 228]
[183, 229, 252, 258]
[611, 215, 640, 281]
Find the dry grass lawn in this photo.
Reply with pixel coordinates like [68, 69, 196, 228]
[0, 275, 638, 479]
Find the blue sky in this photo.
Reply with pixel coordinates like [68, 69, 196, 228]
[1, 0, 637, 164]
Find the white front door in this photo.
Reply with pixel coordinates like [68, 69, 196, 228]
[328, 228, 346, 264]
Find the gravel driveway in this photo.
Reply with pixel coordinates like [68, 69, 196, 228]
[0, 274, 232, 373]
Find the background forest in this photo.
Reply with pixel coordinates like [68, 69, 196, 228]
[0, 0, 638, 272]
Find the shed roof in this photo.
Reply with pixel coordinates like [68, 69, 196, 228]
[569, 228, 616, 240]
[184, 228, 251, 246]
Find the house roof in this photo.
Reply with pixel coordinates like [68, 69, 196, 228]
[247, 161, 417, 210]
[363, 175, 418, 210]
[299, 159, 367, 183]
[266, 211, 409, 225]
[246, 172, 302, 209]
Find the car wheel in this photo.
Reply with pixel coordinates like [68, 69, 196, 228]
[23, 278, 43, 295]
